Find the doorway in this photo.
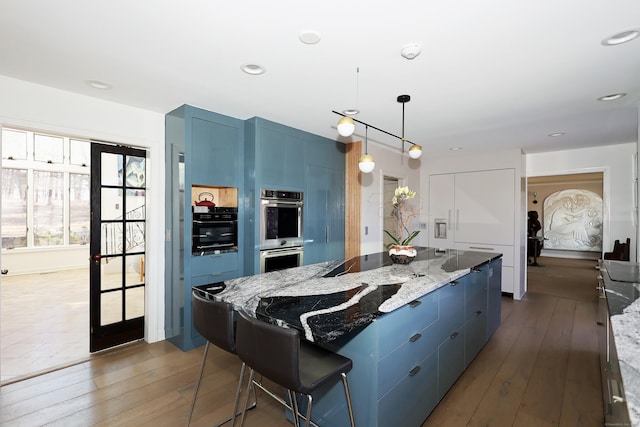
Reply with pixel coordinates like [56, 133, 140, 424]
[89, 143, 146, 352]
[383, 175, 403, 250]
[527, 172, 604, 261]
[0, 131, 147, 383]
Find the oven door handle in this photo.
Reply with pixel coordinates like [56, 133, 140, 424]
[193, 220, 237, 225]
[261, 247, 304, 256]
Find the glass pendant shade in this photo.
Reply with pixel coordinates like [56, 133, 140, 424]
[408, 144, 422, 159]
[358, 154, 375, 173]
[337, 116, 355, 137]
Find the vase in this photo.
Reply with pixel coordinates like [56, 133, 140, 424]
[388, 245, 417, 264]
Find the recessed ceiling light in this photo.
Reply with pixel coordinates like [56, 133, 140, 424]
[299, 30, 321, 45]
[548, 132, 565, 137]
[450, 147, 462, 151]
[598, 93, 626, 101]
[87, 80, 112, 90]
[601, 29, 640, 46]
[241, 64, 265, 75]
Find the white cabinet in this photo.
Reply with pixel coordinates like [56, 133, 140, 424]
[429, 169, 515, 294]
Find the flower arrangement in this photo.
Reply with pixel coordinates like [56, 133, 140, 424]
[384, 186, 420, 249]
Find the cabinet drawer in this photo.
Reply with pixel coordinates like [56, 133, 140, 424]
[464, 310, 487, 366]
[378, 349, 438, 427]
[465, 275, 487, 321]
[377, 322, 441, 398]
[376, 291, 438, 356]
[454, 242, 513, 267]
[190, 271, 239, 287]
[438, 326, 465, 400]
[437, 281, 465, 343]
[191, 252, 238, 277]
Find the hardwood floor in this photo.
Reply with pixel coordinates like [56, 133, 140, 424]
[0, 257, 603, 426]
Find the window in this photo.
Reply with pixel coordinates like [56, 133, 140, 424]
[34, 133, 64, 163]
[33, 171, 64, 246]
[69, 173, 90, 244]
[1, 168, 28, 249]
[1, 129, 28, 160]
[1, 127, 90, 250]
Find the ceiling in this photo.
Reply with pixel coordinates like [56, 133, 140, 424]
[1, 0, 639, 156]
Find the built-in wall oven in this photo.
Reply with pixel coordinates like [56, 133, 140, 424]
[192, 207, 238, 255]
[260, 246, 304, 273]
[260, 189, 304, 273]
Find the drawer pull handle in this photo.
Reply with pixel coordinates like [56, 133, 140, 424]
[409, 366, 421, 376]
[475, 310, 482, 316]
[409, 333, 422, 342]
[209, 272, 223, 277]
[408, 300, 421, 308]
[450, 280, 459, 286]
[469, 246, 493, 251]
[597, 321, 604, 326]
[472, 267, 483, 273]
[450, 331, 459, 340]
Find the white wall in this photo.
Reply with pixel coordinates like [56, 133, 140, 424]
[0, 76, 166, 343]
[360, 142, 422, 255]
[527, 143, 637, 261]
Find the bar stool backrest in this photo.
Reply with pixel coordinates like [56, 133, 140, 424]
[236, 313, 302, 392]
[192, 289, 236, 354]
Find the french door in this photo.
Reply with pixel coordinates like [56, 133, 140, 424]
[89, 143, 146, 352]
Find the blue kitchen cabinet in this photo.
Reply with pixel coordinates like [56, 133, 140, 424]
[437, 325, 465, 400]
[244, 117, 345, 270]
[190, 112, 243, 186]
[464, 266, 488, 366]
[164, 105, 244, 351]
[244, 117, 305, 191]
[487, 258, 502, 338]
[303, 137, 345, 265]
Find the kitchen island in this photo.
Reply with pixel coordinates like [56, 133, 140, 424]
[199, 247, 503, 426]
[598, 260, 640, 426]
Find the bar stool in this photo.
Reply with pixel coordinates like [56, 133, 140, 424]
[234, 311, 356, 427]
[187, 289, 255, 426]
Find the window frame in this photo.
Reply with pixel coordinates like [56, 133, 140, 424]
[2, 127, 90, 251]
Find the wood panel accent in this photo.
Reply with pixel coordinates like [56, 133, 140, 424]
[345, 140, 362, 259]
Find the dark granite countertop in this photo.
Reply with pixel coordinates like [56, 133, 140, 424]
[198, 247, 500, 345]
[602, 260, 640, 425]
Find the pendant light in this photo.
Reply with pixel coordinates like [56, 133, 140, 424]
[337, 116, 356, 137]
[332, 93, 423, 172]
[358, 125, 375, 173]
[337, 67, 360, 136]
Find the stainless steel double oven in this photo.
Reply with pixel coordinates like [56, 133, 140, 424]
[259, 189, 304, 273]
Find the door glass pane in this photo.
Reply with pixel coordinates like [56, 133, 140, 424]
[125, 156, 145, 188]
[126, 222, 145, 253]
[1, 168, 27, 248]
[34, 133, 64, 163]
[126, 254, 145, 285]
[2, 129, 28, 160]
[101, 188, 124, 221]
[70, 139, 90, 167]
[33, 171, 64, 246]
[125, 287, 145, 320]
[126, 189, 146, 220]
[101, 290, 122, 325]
[101, 256, 122, 291]
[101, 223, 123, 255]
[101, 152, 123, 186]
[69, 173, 90, 245]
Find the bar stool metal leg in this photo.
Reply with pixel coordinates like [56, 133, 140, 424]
[187, 342, 210, 426]
[341, 373, 356, 427]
